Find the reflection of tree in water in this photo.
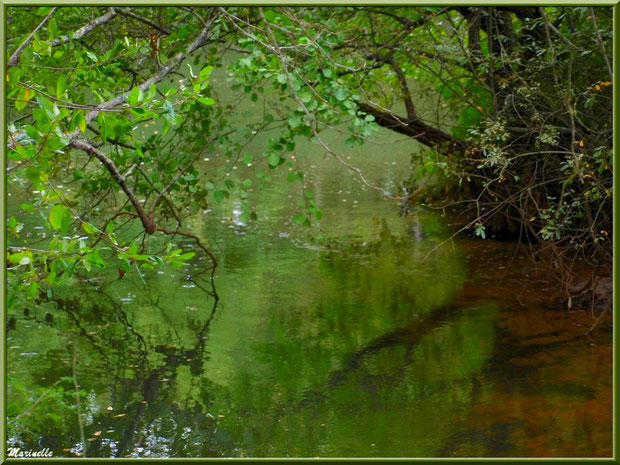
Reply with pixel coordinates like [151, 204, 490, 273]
[84, 276, 227, 458]
[9, 271, 233, 458]
[207, 227, 498, 457]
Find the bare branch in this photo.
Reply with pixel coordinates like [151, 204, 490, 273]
[49, 8, 117, 46]
[357, 102, 466, 153]
[367, 7, 452, 31]
[538, 7, 579, 51]
[589, 8, 613, 80]
[180, 6, 209, 28]
[69, 138, 155, 234]
[8, 7, 57, 68]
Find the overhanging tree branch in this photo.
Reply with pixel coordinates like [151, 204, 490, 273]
[49, 7, 118, 46]
[69, 138, 156, 234]
[366, 7, 452, 31]
[64, 18, 214, 143]
[357, 102, 467, 153]
[68, 139, 218, 267]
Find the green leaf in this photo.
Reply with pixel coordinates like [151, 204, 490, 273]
[288, 114, 302, 129]
[335, 88, 347, 101]
[128, 86, 141, 105]
[87, 248, 106, 268]
[25, 125, 40, 140]
[287, 171, 298, 182]
[72, 110, 86, 133]
[39, 96, 60, 119]
[56, 75, 66, 99]
[27, 282, 39, 300]
[242, 179, 252, 189]
[85, 50, 98, 63]
[263, 9, 277, 23]
[299, 91, 312, 103]
[144, 84, 157, 101]
[49, 204, 70, 231]
[97, 113, 108, 142]
[293, 213, 306, 225]
[268, 153, 281, 167]
[239, 211, 251, 224]
[10, 251, 32, 266]
[213, 190, 228, 202]
[164, 99, 177, 121]
[344, 136, 359, 148]
[197, 97, 215, 106]
[15, 87, 31, 111]
[128, 242, 138, 255]
[199, 65, 214, 80]
[82, 222, 100, 235]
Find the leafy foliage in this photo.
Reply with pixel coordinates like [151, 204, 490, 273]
[6, 6, 612, 317]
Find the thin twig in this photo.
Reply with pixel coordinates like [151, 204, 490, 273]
[589, 8, 613, 80]
[116, 8, 170, 35]
[538, 7, 579, 51]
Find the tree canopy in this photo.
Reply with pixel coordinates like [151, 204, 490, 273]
[6, 6, 613, 309]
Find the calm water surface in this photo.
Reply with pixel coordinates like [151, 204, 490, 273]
[7, 113, 612, 458]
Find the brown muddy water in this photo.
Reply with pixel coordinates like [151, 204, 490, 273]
[441, 238, 612, 457]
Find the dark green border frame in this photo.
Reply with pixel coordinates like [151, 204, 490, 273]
[1, 1, 617, 463]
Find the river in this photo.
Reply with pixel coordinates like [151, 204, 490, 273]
[6, 80, 612, 458]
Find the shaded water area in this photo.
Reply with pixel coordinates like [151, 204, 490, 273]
[7, 119, 612, 458]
